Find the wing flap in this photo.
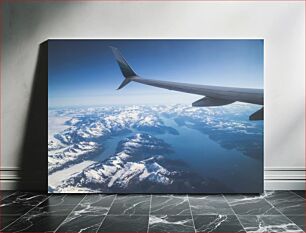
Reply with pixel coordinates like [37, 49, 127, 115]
[192, 96, 235, 107]
[249, 107, 264, 121]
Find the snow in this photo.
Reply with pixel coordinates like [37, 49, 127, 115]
[48, 104, 262, 193]
[54, 133, 175, 192]
[48, 160, 94, 188]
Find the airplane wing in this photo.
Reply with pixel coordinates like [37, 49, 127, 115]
[110, 46, 264, 120]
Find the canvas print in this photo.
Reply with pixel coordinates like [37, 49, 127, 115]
[48, 40, 263, 193]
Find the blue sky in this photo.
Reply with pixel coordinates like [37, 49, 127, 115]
[48, 40, 263, 107]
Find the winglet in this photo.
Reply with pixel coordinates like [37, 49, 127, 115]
[110, 46, 137, 78]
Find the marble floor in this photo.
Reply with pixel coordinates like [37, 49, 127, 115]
[0, 190, 304, 232]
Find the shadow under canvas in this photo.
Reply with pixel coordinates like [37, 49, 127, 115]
[17, 41, 48, 191]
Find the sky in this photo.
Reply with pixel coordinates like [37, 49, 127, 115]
[48, 39, 263, 107]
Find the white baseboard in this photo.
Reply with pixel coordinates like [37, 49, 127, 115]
[0, 180, 18, 190]
[264, 167, 305, 190]
[0, 168, 20, 190]
[264, 180, 305, 190]
[0, 167, 304, 191]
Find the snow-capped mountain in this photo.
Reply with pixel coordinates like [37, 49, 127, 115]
[48, 106, 177, 174]
[54, 133, 231, 193]
[48, 104, 263, 193]
[55, 134, 177, 193]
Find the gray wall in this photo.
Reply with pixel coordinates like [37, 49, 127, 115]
[1, 1, 304, 190]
